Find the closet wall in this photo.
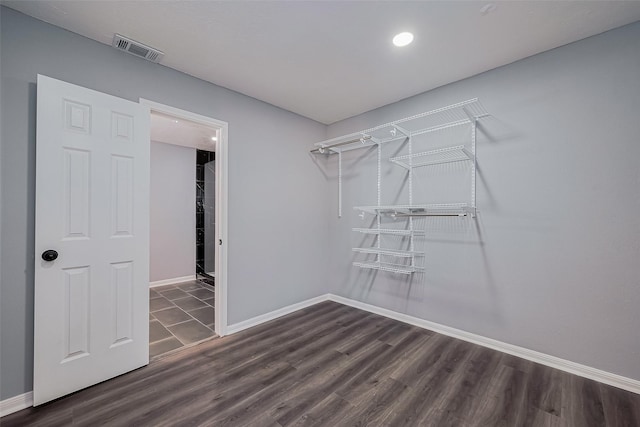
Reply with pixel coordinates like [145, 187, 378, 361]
[325, 22, 640, 382]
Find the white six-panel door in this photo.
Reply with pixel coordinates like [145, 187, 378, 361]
[34, 75, 150, 405]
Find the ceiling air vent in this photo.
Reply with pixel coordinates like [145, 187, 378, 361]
[112, 34, 164, 63]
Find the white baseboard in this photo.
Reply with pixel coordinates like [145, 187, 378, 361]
[149, 275, 196, 288]
[226, 295, 330, 335]
[0, 391, 32, 417]
[327, 294, 640, 395]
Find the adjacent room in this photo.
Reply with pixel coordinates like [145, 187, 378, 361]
[148, 109, 219, 357]
[1, 1, 639, 425]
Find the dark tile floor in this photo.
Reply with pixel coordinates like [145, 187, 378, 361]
[149, 280, 215, 358]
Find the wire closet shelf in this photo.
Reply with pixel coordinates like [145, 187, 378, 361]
[310, 98, 488, 154]
[352, 261, 422, 275]
[354, 203, 474, 218]
[352, 228, 426, 236]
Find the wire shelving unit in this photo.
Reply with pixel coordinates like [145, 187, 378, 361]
[311, 98, 489, 275]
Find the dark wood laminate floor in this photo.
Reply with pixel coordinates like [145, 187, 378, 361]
[4, 301, 639, 426]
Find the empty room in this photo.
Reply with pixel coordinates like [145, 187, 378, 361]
[1, 1, 639, 426]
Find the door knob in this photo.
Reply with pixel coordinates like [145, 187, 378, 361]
[42, 250, 58, 262]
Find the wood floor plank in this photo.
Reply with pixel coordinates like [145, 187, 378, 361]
[384, 324, 432, 346]
[433, 344, 503, 423]
[285, 311, 379, 367]
[202, 302, 352, 364]
[388, 332, 455, 387]
[339, 377, 412, 426]
[424, 409, 472, 427]
[416, 341, 486, 425]
[335, 329, 432, 405]
[522, 408, 568, 427]
[381, 339, 476, 426]
[3, 301, 640, 427]
[152, 334, 350, 425]
[271, 324, 425, 426]
[501, 352, 535, 373]
[180, 341, 365, 426]
[272, 322, 403, 422]
[468, 364, 529, 426]
[563, 374, 606, 427]
[516, 362, 565, 425]
[169, 360, 296, 423]
[290, 393, 355, 427]
[334, 317, 398, 355]
[375, 321, 412, 344]
[0, 407, 73, 427]
[145, 359, 298, 427]
[266, 340, 395, 426]
[600, 382, 640, 427]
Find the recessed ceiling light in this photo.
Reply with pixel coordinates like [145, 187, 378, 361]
[392, 32, 414, 47]
[173, 120, 179, 123]
[211, 136, 217, 141]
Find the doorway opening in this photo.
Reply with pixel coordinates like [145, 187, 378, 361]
[141, 99, 228, 358]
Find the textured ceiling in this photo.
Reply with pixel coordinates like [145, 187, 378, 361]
[4, 1, 640, 124]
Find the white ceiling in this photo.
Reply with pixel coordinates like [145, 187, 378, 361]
[5, 1, 640, 124]
[151, 111, 217, 152]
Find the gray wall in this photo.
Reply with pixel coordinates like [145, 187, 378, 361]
[150, 142, 196, 283]
[0, 7, 329, 400]
[326, 22, 640, 382]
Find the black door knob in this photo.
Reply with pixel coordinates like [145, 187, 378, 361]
[42, 250, 58, 262]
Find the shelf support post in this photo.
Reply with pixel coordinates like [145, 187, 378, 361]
[408, 135, 415, 268]
[376, 143, 382, 262]
[471, 119, 477, 218]
[338, 151, 342, 218]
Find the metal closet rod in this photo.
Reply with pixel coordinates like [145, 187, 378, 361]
[310, 135, 372, 154]
[392, 212, 470, 217]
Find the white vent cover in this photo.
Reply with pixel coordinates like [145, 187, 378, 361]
[112, 34, 164, 63]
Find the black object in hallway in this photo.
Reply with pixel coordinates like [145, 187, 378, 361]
[196, 149, 215, 283]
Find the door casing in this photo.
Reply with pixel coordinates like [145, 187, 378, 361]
[140, 98, 229, 337]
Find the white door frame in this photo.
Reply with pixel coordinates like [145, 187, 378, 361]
[140, 99, 229, 337]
